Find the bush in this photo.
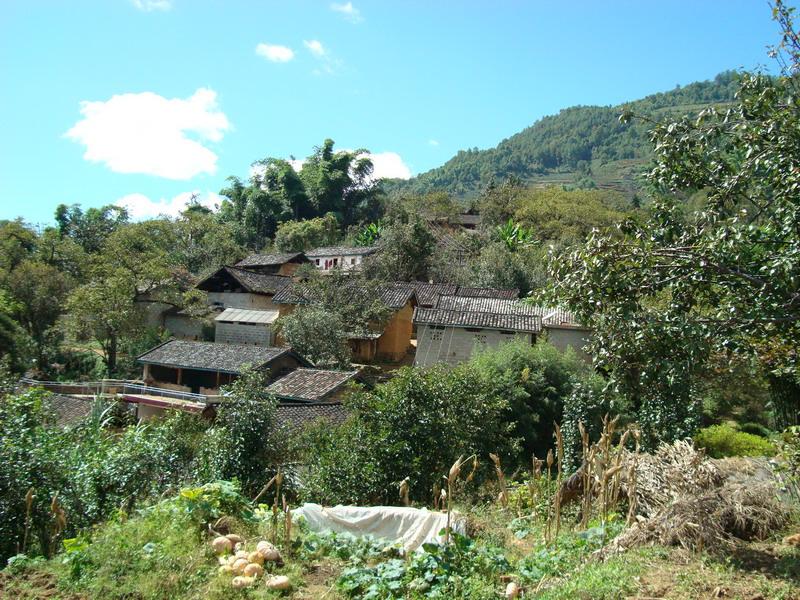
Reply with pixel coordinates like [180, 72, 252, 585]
[301, 364, 518, 505]
[694, 424, 777, 459]
[469, 340, 613, 465]
[738, 422, 773, 438]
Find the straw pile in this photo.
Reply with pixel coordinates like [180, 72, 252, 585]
[602, 440, 790, 553]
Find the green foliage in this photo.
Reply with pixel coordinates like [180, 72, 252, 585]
[548, 37, 800, 445]
[361, 219, 437, 282]
[302, 364, 517, 505]
[694, 424, 777, 459]
[495, 218, 536, 250]
[274, 213, 340, 251]
[338, 531, 508, 599]
[218, 139, 383, 249]
[276, 305, 352, 368]
[469, 341, 604, 461]
[354, 220, 385, 247]
[54, 203, 129, 254]
[0, 375, 291, 563]
[512, 186, 628, 243]
[195, 371, 283, 496]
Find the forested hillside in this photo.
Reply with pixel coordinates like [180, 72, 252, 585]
[386, 72, 740, 198]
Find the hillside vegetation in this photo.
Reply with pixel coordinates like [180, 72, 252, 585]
[385, 72, 740, 198]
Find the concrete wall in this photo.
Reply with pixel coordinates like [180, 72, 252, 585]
[377, 303, 413, 362]
[164, 314, 206, 340]
[543, 327, 592, 363]
[207, 291, 277, 311]
[414, 325, 533, 367]
[215, 321, 274, 346]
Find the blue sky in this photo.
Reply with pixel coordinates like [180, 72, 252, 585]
[0, 0, 784, 225]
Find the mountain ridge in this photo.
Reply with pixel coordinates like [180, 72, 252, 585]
[385, 71, 741, 199]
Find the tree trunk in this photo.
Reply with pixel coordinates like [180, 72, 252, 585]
[106, 332, 118, 375]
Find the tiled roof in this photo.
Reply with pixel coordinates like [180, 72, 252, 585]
[137, 340, 300, 373]
[413, 307, 542, 333]
[215, 308, 279, 324]
[272, 281, 415, 310]
[196, 266, 291, 295]
[402, 282, 518, 307]
[235, 252, 307, 268]
[434, 295, 539, 316]
[267, 368, 358, 402]
[305, 246, 377, 258]
[409, 282, 458, 308]
[49, 394, 93, 427]
[455, 286, 519, 300]
[274, 402, 350, 432]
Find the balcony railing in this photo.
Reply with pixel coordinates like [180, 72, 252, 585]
[19, 378, 222, 405]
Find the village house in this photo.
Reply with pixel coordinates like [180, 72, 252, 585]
[234, 252, 310, 276]
[414, 297, 542, 366]
[266, 368, 358, 403]
[137, 339, 310, 398]
[162, 266, 291, 342]
[413, 295, 590, 366]
[272, 281, 417, 363]
[305, 246, 377, 272]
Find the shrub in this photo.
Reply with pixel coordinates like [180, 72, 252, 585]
[738, 422, 773, 438]
[470, 340, 614, 465]
[302, 364, 518, 505]
[694, 424, 777, 459]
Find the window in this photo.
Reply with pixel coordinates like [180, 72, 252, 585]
[315, 259, 320, 266]
[333, 258, 339, 266]
[464, 327, 483, 333]
[431, 329, 443, 342]
[500, 330, 516, 335]
[351, 258, 356, 265]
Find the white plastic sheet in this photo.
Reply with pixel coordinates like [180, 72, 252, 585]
[292, 503, 466, 552]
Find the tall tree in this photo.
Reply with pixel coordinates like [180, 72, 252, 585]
[549, 3, 800, 436]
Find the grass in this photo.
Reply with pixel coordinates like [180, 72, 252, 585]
[1, 489, 798, 599]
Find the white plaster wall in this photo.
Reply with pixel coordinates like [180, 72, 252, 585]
[414, 325, 532, 366]
[311, 254, 363, 271]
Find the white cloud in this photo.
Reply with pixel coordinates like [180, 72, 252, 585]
[366, 152, 411, 180]
[131, 0, 171, 11]
[65, 88, 230, 180]
[331, 2, 363, 23]
[255, 43, 295, 63]
[116, 191, 222, 220]
[304, 39, 341, 75]
[428, 139, 440, 146]
[303, 39, 326, 58]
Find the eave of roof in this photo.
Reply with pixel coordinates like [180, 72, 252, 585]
[413, 307, 542, 333]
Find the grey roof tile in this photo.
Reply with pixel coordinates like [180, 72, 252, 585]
[196, 266, 291, 295]
[235, 252, 307, 267]
[305, 246, 377, 258]
[413, 307, 542, 333]
[434, 295, 539, 315]
[137, 340, 300, 373]
[267, 368, 358, 402]
[274, 402, 349, 432]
